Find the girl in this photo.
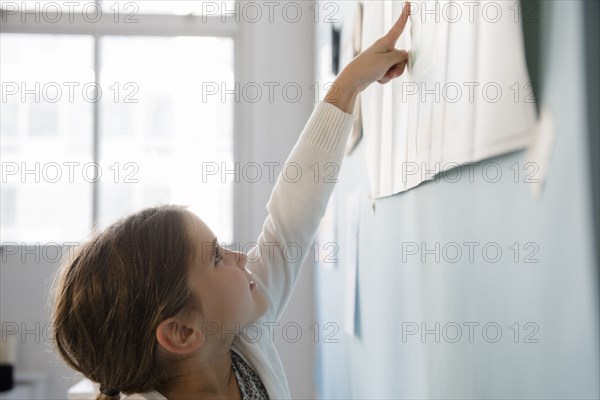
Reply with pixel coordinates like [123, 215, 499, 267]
[50, 3, 411, 399]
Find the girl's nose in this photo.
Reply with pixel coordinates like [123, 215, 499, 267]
[234, 251, 253, 280]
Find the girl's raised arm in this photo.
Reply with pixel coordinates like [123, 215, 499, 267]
[246, 1, 411, 323]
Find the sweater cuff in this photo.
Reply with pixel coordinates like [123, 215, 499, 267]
[300, 100, 356, 155]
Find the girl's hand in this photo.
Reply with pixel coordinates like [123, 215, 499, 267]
[325, 1, 411, 113]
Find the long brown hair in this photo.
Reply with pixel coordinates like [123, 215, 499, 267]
[50, 204, 201, 399]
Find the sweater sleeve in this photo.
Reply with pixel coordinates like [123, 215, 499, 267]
[246, 101, 356, 323]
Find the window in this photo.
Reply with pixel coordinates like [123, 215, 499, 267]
[1, 34, 94, 243]
[1, 1, 238, 245]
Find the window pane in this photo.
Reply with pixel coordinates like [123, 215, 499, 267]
[0, 34, 94, 244]
[98, 36, 234, 244]
[101, 1, 236, 16]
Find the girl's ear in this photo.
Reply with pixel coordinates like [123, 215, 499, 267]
[156, 317, 205, 355]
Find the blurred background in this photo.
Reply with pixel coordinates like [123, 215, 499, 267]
[1, 1, 598, 399]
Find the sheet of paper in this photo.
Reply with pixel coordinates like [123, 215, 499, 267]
[427, 1, 449, 175]
[344, 189, 361, 337]
[525, 106, 555, 200]
[440, 0, 479, 165]
[391, 0, 411, 192]
[472, 0, 536, 160]
[362, 0, 537, 199]
[391, 0, 450, 190]
[361, 0, 386, 199]
[315, 187, 338, 269]
[379, 1, 394, 197]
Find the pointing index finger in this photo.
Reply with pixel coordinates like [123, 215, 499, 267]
[384, 1, 411, 48]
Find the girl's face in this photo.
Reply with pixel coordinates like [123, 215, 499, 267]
[185, 211, 268, 339]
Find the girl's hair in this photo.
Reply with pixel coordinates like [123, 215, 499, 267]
[50, 204, 201, 400]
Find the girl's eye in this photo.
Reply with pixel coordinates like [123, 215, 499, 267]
[215, 247, 224, 264]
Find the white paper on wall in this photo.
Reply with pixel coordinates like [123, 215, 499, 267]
[362, 0, 537, 199]
[525, 106, 556, 200]
[391, 0, 412, 193]
[344, 189, 361, 337]
[472, 0, 536, 161]
[362, 0, 386, 199]
[441, 0, 479, 166]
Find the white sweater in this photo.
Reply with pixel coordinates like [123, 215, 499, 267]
[119, 100, 355, 400]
